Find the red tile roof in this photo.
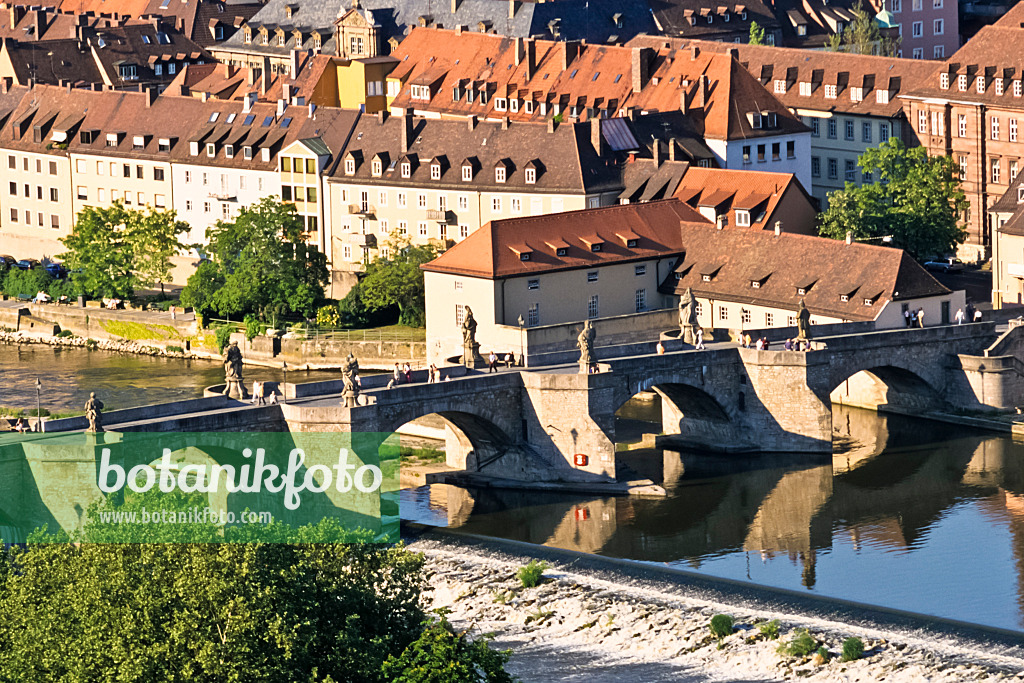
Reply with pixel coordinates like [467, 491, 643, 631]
[422, 199, 710, 279]
[672, 166, 813, 231]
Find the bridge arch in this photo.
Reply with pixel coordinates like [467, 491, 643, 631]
[827, 362, 944, 414]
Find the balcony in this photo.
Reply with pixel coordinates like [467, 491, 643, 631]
[348, 204, 376, 216]
[208, 192, 237, 201]
[350, 233, 377, 248]
[425, 209, 452, 223]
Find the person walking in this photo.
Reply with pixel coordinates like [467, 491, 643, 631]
[755, 337, 765, 350]
[909, 309, 918, 328]
[784, 338, 793, 351]
[974, 308, 983, 322]
[428, 364, 438, 383]
[403, 362, 413, 383]
[656, 341, 665, 355]
[904, 308, 912, 328]
[393, 363, 402, 385]
[695, 328, 705, 350]
[955, 308, 965, 325]
[917, 308, 925, 328]
[488, 351, 498, 373]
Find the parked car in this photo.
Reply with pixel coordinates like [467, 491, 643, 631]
[0, 255, 15, 269]
[44, 262, 66, 278]
[15, 258, 39, 270]
[923, 257, 964, 273]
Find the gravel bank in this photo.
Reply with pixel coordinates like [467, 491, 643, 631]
[409, 533, 1024, 682]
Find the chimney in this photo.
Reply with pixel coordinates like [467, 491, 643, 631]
[401, 110, 414, 152]
[289, 49, 301, 80]
[562, 40, 581, 71]
[667, 137, 675, 161]
[33, 9, 47, 40]
[547, 117, 555, 133]
[679, 90, 687, 114]
[590, 117, 603, 156]
[691, 45, 700, 60]
[451, 0, 459, 13]
[525, 38, 535, 80]
[145, 86, 157, 107]
[508, 0, 515, 19]
[277, 98, 286, 118]
[514, 37, 523, 65]
[243, 91, 256, 112]
[308, 102, 316, 118]
[631, 47, 651, 94]
[283, 83, 293, 102]
[698, 75, 707, 108]
[845, 230, 853, 244]
[201, 91, 210, 102]
[247, 67, 255, 86]
[500, 116, 509, 130]
[261, 56, 271, 94]
[774, 221, 782, 236]
[467, 114, 477, 131]
[716, 215, 724, 229]
[652, 138, 660, 168]
[377, 109, 388, 124]
[9, 6, 23, 30]
[725, 46, 737, 59]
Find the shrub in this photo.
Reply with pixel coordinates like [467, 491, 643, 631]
[85, 338, 98, 350]
[214, 324, 234, 353]
[816, 646, 831, 663]
[777, 628, 818, 658]
[3, 268, 52, 297]
[709, 614, 734, 639]
[841, 637, 864, 662]
[166, 345, 184, 354]
[55, 330, 75, 339]
[758, 619, 781, 640]
[315, 304, 341, 328]
[516, 560, 548, 588]
[243, 314, 266, 341]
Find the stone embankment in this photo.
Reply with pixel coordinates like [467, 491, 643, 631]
[414, 539, 1024, 682]
[0, 329, 203, 359]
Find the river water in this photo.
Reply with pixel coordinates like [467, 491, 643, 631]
[402, 404, 1024, 633]
[0, 344, 343, 413]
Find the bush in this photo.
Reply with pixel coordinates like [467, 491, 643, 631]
[841, 637, 864, 662]
[316, 303, 341, 328]
[85, 338, 98, 350]
[758, 619, 781, 640]
[516, 560, 548, 588]
[777, 628, 818, 658]
[244, 314, 266, 341]
[214, 324, 234, 353]
[2, 268, 52, 297]
[166, 345, 184, 354]
[709, 614, 734, 639]
[55, 330, 75, 339]
[382, 613, 514, 683]
[816, 646, 831, 663]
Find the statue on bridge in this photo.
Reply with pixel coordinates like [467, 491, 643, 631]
[577, 319, 596, 374]
[85, 392, 104, 433]
[223, 341, 248, 400]
[678, 287, 700, 345]
[796, 299, 813, 343]
[341, 353, 361, 408]
[461, 306, 482, 368]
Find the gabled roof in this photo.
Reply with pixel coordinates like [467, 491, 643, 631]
[422, 200, 710, 279]
[669, 225, 951, 321]
[672, 166, 813, 230]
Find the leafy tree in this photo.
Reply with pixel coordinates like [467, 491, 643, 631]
[383, 613, 514, 683]
[355, 237, 438, 327]
[60, 202, 188, 299]
[826, 1, 900, 56]
[818, 138, 968, 259]
[181, 198, 328, 321]
[749, 20, 765, 45]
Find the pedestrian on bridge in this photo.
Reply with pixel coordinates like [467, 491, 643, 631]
[955, 308, 966, 325]
[393, 363, 402, 385]
[488, 351, 498, 372]
[974, 308, 983, 322]
[695, 328, 705, 350]
[403, 362, 413, 383]
[904, 308, 913, 328]
[917, 308, 926, 328]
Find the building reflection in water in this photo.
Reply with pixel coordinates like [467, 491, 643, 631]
[407, 403, 1024, 630]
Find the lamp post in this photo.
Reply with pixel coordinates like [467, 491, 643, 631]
[517, 315, 525, 367]
[34, 377, 41, 433]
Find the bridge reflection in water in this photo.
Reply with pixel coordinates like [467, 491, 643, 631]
[402, 405, 1024, 632]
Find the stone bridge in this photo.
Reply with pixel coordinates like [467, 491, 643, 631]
[43, 321, 1024, 486]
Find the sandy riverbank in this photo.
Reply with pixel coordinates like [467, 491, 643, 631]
[409, 535, 1024, 682]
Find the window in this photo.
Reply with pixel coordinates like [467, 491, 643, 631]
[771, 142, 780, 161]
[587, 271, 599, 282]
[8, 208, 15, 223]
[811, 157, 821, 177]
[492, 197, 501, 212]
[825, 84, 837, 99]
[397, 192, 407, 207]
[495, 166, 506, 183]
[418, 222, 428, 236]
[50, 188, 58, 202]
[800, 82, 812, 97]
[6, 182, 12, 195]
[828, 158, 838, 179]
[941, 73, 950, 90]
[6, 155, 12, 169]
[810, 119, 819, 137]
[98, 189, 106, 202]
[460, 225, 469, 238]
[845, 119, 855, 140]
[880, 122, 890, 141]
[741, 309, 751, 324]
[718, 306, 728, 321]
[527, 279, 539, 290]
[1013, 160, 1020, 181]
[154, 168, 164, 181]
[862, 122, 872, 143]
[934, 18, 943, 35]
[977, 76, 986, 94]
[774, 79, 786, 94]
[635, 289, 647, 313]
[51, 215, 59, 230]
[766, 312, 774, 326]
[204, 201, 211, 213]
[372, 159, 382, 176]
[992, 117, 1000, 140]
[757, 144, 765, 162]
[1012, 119, 1018, 142]
[959, 114, 967, 138]
[863, 171, 873, 183]
[787, 141, 795, 159]
[417, 194, 427, 209]
[511, 197, 521, 213]
[400, 161, 410, 178]
[462, 164, 473, 181]
[958, 74, 968, 91]
[349, 36, 363, 55]
[959, 155, 968, 179]
[934, 46, 944, 59]
[527, 303, 539, 326]
[828, 119, 837, 139]
[588, 295, 599, 319]
[525, 168, 536, 184]
[77, 186, 87, 200]
[399, 221, 408, 235]
[458, 195, 468, 211]
[845, 159, 856, 181]
[1016, 81, 1023, 97]
[380, 219, 389, 233]
[48, 161, 57, 175]
[378, 191, 388, 207]
[155, 194, 166, 208]
[742, 145, 751, 164]
[735, 210, 751, 226]
[992, 158, 1001, 184]
[430, 164, 441, 180]
[918, 110, 928, 134]
[635, 264, 647, 276]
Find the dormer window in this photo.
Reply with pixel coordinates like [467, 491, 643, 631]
[495, 166, 506, 183]
[206, 143, 216, 157]
[225, 144, 234, 158]
[1015, 81, 1023, 97]
[735, 210, 751, 226]
[627, 238, 638, 248]
[798, 288, 806, 296]
[702, 274, 712, 282]
[243, 26, 251, 43]
[977, 76, 986, 93]
[824, 84, 837, 99]
[431, 164, 441, 180]
[345, 158, 355, 175]
[410, 85, 431, 100]
[520, 253, 530, 261]
[510, 99, 519, 112]
[1018, 186, 1024, 202]
[876, 89, 889, 104]
[462, 164, 472, 181]
[556, 247, 568, 256]
[495, 98, 507, 111]
[958, 74, 968, 91]
[525, 168, 536, 184]
[863, 297, 874, 306]
[850, 86, 863, 102]
[372, 159, 383, 176]
[243, 146, 252, 160]
[313, 33, 321, 49]
[774, 79, 786, 94]
[940, 73, 949, 89]
[799, 81, 811, 96]
[751, 280, 761, 289]
[401, 161, 411, 178]
[996, 78, 1005, 95]
[840, 294, 850, 302]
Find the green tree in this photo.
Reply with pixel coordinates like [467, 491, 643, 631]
[825, 1, 900, 56]
[181, 197, 328, 321]
[356, 237, 438, 327]
[383, 613, 515, 683]
[818, 138, 968, 259]
[59, 202, 188, 299]
[748, 20, 765, 45]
